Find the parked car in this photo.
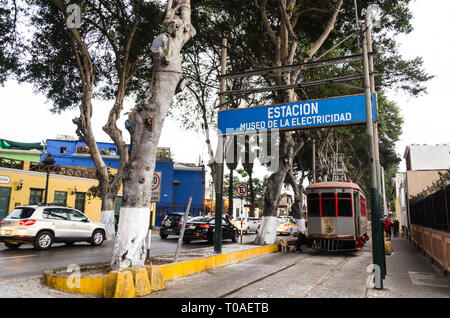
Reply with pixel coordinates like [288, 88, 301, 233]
[276, 216, 298, 235]
[0, 205, 106, 250]
[182, 215, 238, 244]
[231, 217, 249, 234]
[160, 212, 189, 239]
[247, 217, 262, 233]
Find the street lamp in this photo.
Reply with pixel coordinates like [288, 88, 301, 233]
[173, 178, 180, 212]
[42, 154, 55, 205]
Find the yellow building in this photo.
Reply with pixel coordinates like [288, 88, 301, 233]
[0, 157, 104, 222]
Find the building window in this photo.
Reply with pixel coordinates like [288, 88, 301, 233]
[307, 193, 320, 217]
[360, 197, 367, 217]
[54, 191, 67, 206]
[337, 193, 352, 217]
[60, 147, 67, 154]
[75, 192, 86, 212]
[321, 193, 336, 217]
[29, 188, 43, 205]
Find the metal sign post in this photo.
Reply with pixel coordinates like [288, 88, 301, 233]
[362, 20, 384, 289]
[147, 172, 162, 261]
[214, 38, 228, 254]
[236, 183, 247, 244]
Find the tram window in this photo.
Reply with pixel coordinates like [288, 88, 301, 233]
[360, 197, 367, 217]
[307, 193, 320, 216]
[321, 193, 336, 217]
[337, 193, 352, 217]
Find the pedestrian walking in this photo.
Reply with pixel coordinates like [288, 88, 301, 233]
[384, 218, 392, 238]
[393, 219, 399, 238]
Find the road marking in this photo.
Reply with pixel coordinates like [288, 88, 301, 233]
[0, 255, 38, 260]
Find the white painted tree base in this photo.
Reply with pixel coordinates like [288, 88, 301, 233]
[111, 207, 150, 270]
[101, 210, 115, 240]
[254, 216, 277, 245]
[296, 218, 307, 235]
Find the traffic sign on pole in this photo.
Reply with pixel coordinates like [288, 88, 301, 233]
[236, 184, 248, 197]
[151, 171, 162, 202]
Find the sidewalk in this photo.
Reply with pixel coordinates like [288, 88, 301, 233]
[368, 237, 450, 298]
[1, 236, 449, 298]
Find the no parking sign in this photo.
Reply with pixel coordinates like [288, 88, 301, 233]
[236, 184, 247, 197]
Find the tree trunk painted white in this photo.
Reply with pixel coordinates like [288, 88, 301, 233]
[111, 207, 150, 268]
[296, 218, 307, 235]
[111, 0, 195, 270]
[254, 216, 277, 245]
[100, 210, 115, 240]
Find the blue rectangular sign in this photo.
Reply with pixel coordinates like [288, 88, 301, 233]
[218, 93, 377, 135]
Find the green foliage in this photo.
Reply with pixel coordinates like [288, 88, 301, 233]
[15, 0, 165, 112]
[0, 0, 22, 85]
[223, 168, 268, 209]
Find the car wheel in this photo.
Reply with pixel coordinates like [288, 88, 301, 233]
[90, 230, 105, 246]
[183, 238, 191, 243]
[33, 231, 53, 250]
[232, 230, 238, 243]
[4, 242, 22, 250]
[160, 232, 168, 239]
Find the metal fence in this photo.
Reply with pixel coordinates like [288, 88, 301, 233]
[410, 184, 450, 233]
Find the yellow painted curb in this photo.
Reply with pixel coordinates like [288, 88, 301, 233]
[158, 244, 279, 281]
[42, 270, 107, 296]
[146, 266, 165, 291]
[42, 243, 280, 297]
[130, 267, 152, 297]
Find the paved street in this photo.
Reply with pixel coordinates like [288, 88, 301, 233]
[2, 232, 450, 299]
[147, 236, 450, 299]
[0, 232, 256, 278]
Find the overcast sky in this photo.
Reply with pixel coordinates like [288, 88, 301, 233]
[0, 0, 448, 178]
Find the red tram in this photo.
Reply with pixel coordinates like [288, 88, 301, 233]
[306, 181, 369, 252]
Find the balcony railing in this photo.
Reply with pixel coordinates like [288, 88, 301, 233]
[0, 157, 97, 180]
[0, 157, 24, 170]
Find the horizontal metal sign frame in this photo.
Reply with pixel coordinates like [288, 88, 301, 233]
[218, 73, 376, 97]
[217, 54, 366, 80]
[217, 93, 377, 136]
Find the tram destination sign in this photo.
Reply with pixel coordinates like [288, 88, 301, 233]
[218, 93, 377, 135]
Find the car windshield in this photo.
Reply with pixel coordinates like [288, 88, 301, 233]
[7, 207, 36, 219]
[188, 216, 213, 223]
[165, 214, 183, 222]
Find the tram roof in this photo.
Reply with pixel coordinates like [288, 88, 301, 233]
[306, 181, 362, 191]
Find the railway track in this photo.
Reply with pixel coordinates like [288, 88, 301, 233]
[218, 252, 350, 298]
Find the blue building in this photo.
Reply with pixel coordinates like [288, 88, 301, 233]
[42, 139, 205, 226]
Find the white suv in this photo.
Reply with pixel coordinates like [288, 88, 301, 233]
[0, 205, 106, 250]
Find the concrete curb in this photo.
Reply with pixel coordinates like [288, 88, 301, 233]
[42, 243, 280, 297]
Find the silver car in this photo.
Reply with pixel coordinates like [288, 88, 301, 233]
[0, 205, 106, 250]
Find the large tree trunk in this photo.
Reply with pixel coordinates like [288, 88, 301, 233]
[252, 0, 343, 245]
[255, 131, 295, 244]
[100, 194, 116, 240]
[111, 0, 195, 270]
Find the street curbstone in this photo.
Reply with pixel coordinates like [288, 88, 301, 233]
[130, 267, 152, 297]
[42, 243, 279, 297]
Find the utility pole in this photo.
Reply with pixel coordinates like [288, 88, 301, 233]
[214, 38, 227, 254]
[312, 138, 316, 183]
[365, 11, 387, 279]
[362, 20, 385, 289]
